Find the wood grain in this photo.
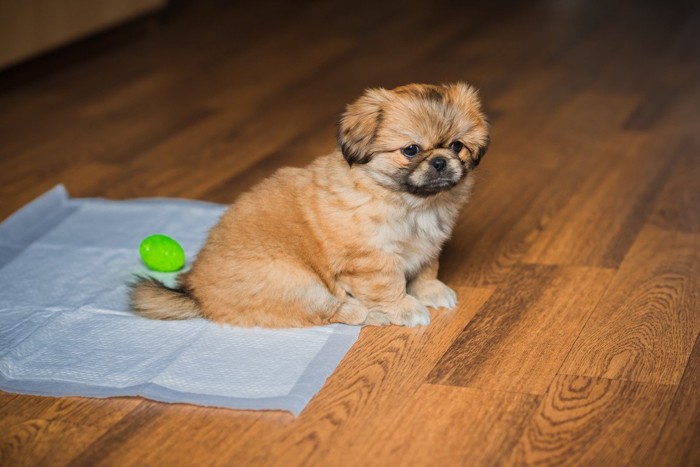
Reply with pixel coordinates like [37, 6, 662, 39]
[1, 0, 699, 465]
[560, 225, 700, 385]
[0, 397, 139, 466]
[648, 138, 700, 234]
[0, 395, 139, 429]
[521, 133, 683, 268]
[0, 416, 103, 467]
[509, 375, 676, 466]
[647, 333, 700, 467]
[429, 265, 613, 394]
[365, 384, 540, 467]
[66, 402, 282, 467]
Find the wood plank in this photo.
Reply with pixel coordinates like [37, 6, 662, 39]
[0, 415, 107, 467]
[560, 225, 700, 384]
[429, 265, 613, 394]
[0, 396, 140, 467]
[647, 333, 700, 467]
[67, 402, 279, 467]
[623, 86, 683, 131]
[521, 134, 684, 268]
[362, 384, 540, 466]
[509, 375, 676, 466]
[0, 394, 139, 429]
[648, 138, 700, 233]
[0, 162, 123, 220]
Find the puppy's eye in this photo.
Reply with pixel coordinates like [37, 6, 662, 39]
[449, 141, 464, 153]
[401, 145, 420, 158]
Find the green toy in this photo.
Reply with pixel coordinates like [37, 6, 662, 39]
[139, 234, 186, 272]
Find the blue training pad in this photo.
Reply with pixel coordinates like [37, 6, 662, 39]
[0, 186, 360, 415]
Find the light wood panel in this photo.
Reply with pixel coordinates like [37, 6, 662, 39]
[429, 265, 613, 394]
[521, 133, 684, 268]
[648, 138, 700, 234]
[647, 334, 700, 467]
[0, 416, 105, 466]
[365, 384, 540, 466]
[0, 397, 140, 466]
[509, 375, 676, 466]
[560, 225, 700, 384]
[67, 402, 279, 466]
[0, 394, 139, 429]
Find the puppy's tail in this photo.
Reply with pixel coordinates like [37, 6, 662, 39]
[129, 276, 202, 320]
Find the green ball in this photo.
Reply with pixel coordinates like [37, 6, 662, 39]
[139, 234, 186, 272]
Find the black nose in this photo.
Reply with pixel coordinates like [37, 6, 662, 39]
[431, 157, 447, 172]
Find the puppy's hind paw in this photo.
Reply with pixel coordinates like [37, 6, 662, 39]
[408, 279, 458, 310]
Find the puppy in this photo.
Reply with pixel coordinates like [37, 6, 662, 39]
[131, 83, 489, 327]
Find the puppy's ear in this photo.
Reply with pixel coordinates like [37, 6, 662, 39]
[472, 134, 490, 167]
[446, 82, 483, 112]
[447, 82, 490, 167]
[337, 87, 390, 165]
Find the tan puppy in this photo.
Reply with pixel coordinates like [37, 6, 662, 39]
[131, 83, 489, 327]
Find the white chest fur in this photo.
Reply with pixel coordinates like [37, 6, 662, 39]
[368, 199, 459, 277]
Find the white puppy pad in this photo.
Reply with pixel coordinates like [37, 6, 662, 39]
[0, 186, 360, 415]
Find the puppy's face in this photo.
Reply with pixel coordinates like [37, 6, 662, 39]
[338, 83, 489, 197]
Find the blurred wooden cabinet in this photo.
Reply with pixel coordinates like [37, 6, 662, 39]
[0, 0, 167, 68]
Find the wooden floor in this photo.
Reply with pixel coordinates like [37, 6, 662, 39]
[1, 0, 699, 465]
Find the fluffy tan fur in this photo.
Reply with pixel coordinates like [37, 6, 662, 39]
[131, 83, 489, 327]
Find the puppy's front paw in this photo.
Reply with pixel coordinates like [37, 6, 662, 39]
[408, 279, 458, 310]
[333, 297, 369, 325]
[389, 296, 431, 327]
[362, 310, 391, 326]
